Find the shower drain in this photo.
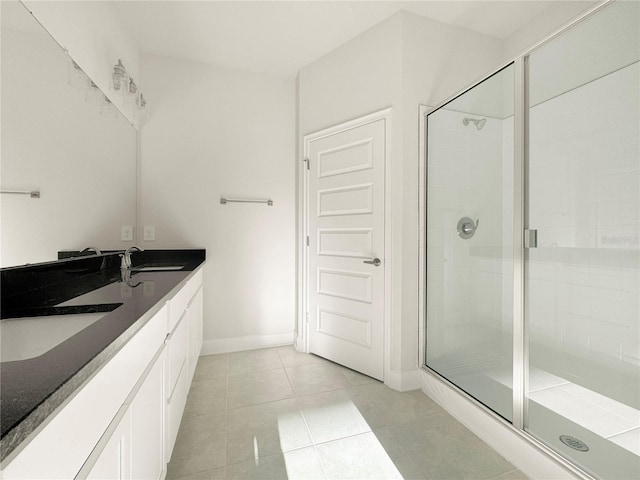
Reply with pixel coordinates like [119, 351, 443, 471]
[559, 435, 589, 452]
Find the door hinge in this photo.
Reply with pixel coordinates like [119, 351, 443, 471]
[304, 158, 310, 170]
[306, 235, 309, 247]
[524, 229, 538, 248]
[306, 312, 310, 324]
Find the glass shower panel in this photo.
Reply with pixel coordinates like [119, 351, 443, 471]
[426, 64, 514, 421]
[525, 2, 640, 478]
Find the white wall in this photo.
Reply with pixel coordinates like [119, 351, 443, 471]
[502, 0, 599, 60]
[24, 0, 141, 126]
[299, 10, 503, 386]
[139, 53, 296, 353]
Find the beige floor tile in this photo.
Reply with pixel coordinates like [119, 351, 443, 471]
[315, 432, 404, 479]
[169, 348, 526, 480]
[373, 413, 515, 480]
[338, 365, 379, 386]
[297, 389, 371, 444]
[227, 368, 294, 409]
[193, 354, 229, 381]
[168, 467, 226, 480]
[276, 345, 328, 367]
[225, 454, 288, 480]
[348, 383, 445, 428]
[283, 446, 326, 480]
[167, 411, 227, 479]
[184, 376, 227, 418]
[285, 362, 352, 396]
[228, 348, 283, 375]
[226, 398, 312, 465]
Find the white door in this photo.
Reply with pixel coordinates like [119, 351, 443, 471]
[306, 118, 386, 380]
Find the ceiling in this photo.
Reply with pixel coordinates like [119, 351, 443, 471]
[112, 1, 568, 78]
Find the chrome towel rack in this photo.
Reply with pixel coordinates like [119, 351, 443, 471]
[221, 197, 273, 206]
[1, 190, 40, 198]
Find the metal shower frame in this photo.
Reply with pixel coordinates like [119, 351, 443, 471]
[421, 1, 618, 479]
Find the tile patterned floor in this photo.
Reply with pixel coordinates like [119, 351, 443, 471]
[167, 346, 527, 480]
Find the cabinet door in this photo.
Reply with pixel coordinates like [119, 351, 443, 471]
[130, 350, 165, 480]
[167, 312, 189, 398]
[84, 408, 131, 480]
[187, 287, 204, 380]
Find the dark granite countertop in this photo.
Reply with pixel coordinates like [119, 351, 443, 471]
[0, 249, 205, 463]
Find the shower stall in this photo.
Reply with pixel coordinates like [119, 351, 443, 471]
[423, 2, 639, 478]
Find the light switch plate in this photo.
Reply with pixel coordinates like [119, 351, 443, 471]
[121, 225, 134, 242]
[144, 225, 155, 241]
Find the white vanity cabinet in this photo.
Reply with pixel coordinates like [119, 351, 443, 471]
[165, 269, 203, 461]
[0, 266, 204, 480]
[83, 406, 131, 479]
[81, 345, 165, 480]
[187, 287, 204, 381]
[130, 346, 165, 480]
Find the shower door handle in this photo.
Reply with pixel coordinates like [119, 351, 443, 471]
[363, 258, 381, 267]
[524, 229, 538, 248]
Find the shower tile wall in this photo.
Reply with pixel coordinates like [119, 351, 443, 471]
[526, 62, 640, 388]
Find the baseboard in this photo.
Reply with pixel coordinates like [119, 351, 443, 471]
[200, 332, 295, 355]
[419, 369, 582, 480]
[385, 368, 421, 392]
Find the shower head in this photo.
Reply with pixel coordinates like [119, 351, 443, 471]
[462, 117, 486, 130]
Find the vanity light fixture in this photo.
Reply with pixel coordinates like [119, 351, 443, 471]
[124, 77, 138, 106]
[136, 92, 150, 125]
[112, 59, 129, 93]
[111, 58, 150, 124]
[137, 92, 147, 110]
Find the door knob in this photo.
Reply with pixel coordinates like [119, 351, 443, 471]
[363, 258, 381, 267]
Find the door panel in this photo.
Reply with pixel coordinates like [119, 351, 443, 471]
[524, 3, 640, 477]
[307, 119, 385, 380]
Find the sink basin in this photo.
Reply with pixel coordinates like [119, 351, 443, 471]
[131, 266, 183, 272]
[1, 312, 108, 362]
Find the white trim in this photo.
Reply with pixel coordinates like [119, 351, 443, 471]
[200, 333, 294, 355]
[300, 107, 393, 386]
[386, 369, 422, 392]
[419, 370, 593, 480]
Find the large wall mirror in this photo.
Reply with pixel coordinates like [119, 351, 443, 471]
[1, 1, 137, 268]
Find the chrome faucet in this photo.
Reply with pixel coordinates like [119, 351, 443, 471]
[81, 246, 102, 255]
[121, 246, 143, 269]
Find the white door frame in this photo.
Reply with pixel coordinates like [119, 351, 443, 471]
[298, 107, 393, 383]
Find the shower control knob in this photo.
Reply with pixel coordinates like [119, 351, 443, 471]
[457, 217, 479, 239]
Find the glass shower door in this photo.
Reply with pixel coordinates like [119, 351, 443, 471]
[425, 64, 515, 422]
[525, 2, 640, 478]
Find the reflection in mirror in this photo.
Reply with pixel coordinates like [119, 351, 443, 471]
[0, 1, 137, 268]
